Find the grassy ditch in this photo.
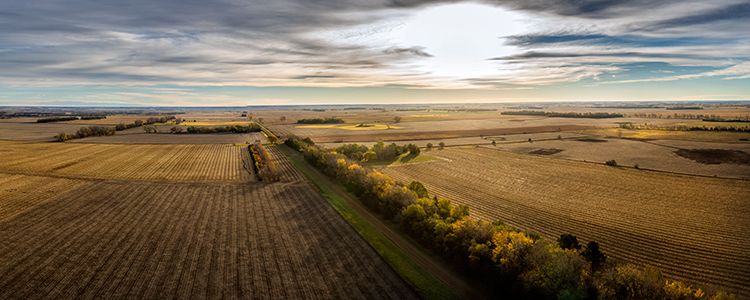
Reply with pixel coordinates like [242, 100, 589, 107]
[275, 145, 461, 300]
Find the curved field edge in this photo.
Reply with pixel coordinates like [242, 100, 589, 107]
[275, 145, 462, 300]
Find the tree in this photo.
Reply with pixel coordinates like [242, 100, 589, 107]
[267, 135, 279, 144]
[426, 142, 433, 150]
[170, 126, 183, 134]
[407, 181, 429, 198]
[54, 132, 72, 142]
[557, 234, 581, 251]
[280, 116, 286, 121]
[438, 141, 445, 150]
[407, 143, 420, 155]
[492, 140, 496, 146]
[393, 116, 402, 123]
[582, 241, 606, 271]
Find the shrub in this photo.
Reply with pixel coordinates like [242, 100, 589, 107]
[605, 160, 618, 166]
[407, 144, 420, 155]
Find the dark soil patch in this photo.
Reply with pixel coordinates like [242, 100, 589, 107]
[530, 148, 564, 155]
[674, 149, 750, 165]
[575, 138, 608, 143]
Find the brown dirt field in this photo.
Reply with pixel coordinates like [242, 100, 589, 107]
[675, 149, 750, 165]
[0, 180, 419, 300]
[297, 125, 594, 143]
[493, 138, 750, 179]
[0, 141, 247, 182]
[376, 147, 750, 298]
[0, 118, 89, 141]
[0, 174, 84, 221]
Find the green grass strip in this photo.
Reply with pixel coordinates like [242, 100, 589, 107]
[275, 145, 461, 300]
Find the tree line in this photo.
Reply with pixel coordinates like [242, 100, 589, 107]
[501, 111, 623, 118]
[185, 124, 261, 134]
[53, 115, 176, 142]
[296, 117, 345, 124]
[249, 142, 279, 181]
[284, 134, 735, 300]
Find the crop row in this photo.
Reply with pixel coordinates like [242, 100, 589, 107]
[0, 174, 83, 221]
[267, 145, 307, 182]
[378, 147, 750, 297]
[0, 180, 419, 299]
[0, 142, 244, 182]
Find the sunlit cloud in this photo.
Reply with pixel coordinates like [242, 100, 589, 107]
[0, 0, 748, 104]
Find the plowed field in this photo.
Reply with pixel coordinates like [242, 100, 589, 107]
[0, 142, 246, 182]
[0, 181, 419, 300]
[377, 147, 750, 297]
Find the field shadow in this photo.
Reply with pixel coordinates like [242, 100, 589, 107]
[675, 149, 750, 165]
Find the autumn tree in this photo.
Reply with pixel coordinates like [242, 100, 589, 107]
[393, 116, 402, 123]
[407, 181, 429, 198]
[438, 141, 445, 149]
[557, 234, 581, 251]
[582, 241, 606, 271]
[407, 143, 420, 155]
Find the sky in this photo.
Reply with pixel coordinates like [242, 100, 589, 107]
[1, 0, 749, 106]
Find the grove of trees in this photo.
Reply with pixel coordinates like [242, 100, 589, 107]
[296, 117, 345, 124]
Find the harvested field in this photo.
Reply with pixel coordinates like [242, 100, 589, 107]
[0, 118, 88, 141]
[317, 132, 588, 149]
[275, 124, 595, 143]
[0, 174, 84, 221]
[69, 130, 266, 144]
[494, 138, 750, 179]
[376, 147, 750, 297]
[0, 181, 419, 299]
[0, 142, 248, 182]
[267, 145, 307, 182]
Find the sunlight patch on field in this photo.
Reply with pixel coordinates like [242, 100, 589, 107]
[296, 124, 404, 130]
[175, 121, 252, 126]
[365, 153, 441, 166]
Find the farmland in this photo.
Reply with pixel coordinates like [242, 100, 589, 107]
[376, 147, 750, 297]
[0, 141, 248, 182]
[0, 180, 419, 299]
[0, 130, 423, 299]
[0, 174, 84, 221]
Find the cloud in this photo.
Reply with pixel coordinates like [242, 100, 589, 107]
[383, 46, 433, 57]
[490, 51, 707, 61]
[646, 2, 750, 30]
[600, 61, 750, 84]
[0, 0, 748, 94]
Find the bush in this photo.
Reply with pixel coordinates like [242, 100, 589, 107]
[407, 144, 420, 155]
[605, 160, 618, 166]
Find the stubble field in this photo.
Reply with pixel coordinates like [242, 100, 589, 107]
[0, 141, 248, 182]
[0, 174, 84, 221]
[0, 180, 419, 299]
[0, 136, 420, 299]
[377, 147, 750, 297]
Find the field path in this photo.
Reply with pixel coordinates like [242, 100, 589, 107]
[282, 144, 484, 300]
